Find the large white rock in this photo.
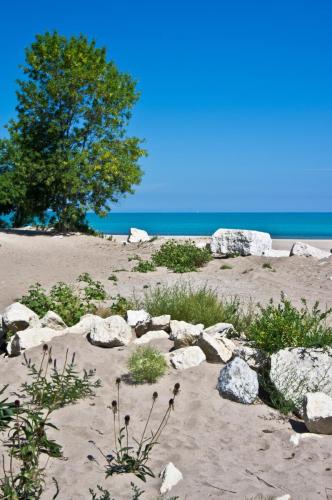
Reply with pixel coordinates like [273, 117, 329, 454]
[270, 348, 332, 413]
[197, 332, 235, 363]
[89, 315, 132, 347]
[211, 228, 272, 256]
[290, 242, 331, 260]
[150, 315, 171, 331]
[169, 320, 204, 348]
[165, 346, 206, 370]
[7, 327, 64, 356]
[2, 302, 39, 334]
[128, 227, 150, 243]
[159, 462, 183, 494]
[40, 311, 67, 330]
[217, 357, 259, 404]
[303, 392, 332, 434]
[204, 322, 235, 338]
[134, 330, 169, 345]
[66, 314, 104, 335]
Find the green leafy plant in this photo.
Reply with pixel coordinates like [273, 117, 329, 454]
[248, 293, 332, 354]
[258, 365, 297, 415]
[127, 347, 167, 384]
[110, 295, 135, 317]
[137, 282, 254, 332]
[133, 260, 156, 273]
[19, 274, 107, 326]
[108, 274, 118, 283]
[89, 483, 144, 500]
[103, 380, 180, 482]
[262, 262, 273, 269]
[220, 264, 232, 270]
[21, 345, 101, 411]
[152, 240, 211, 273]
[0, 385, 15, 430]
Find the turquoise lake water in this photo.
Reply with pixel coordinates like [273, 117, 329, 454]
[84, 212, 332, 238]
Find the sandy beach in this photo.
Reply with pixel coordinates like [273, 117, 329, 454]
[0, 230, 332, 499]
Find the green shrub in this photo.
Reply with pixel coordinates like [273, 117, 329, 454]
[138, 282, 253, 331]
[258, 365, 297, 415]
[127, 347, 167, 384]
[152, 240, 211, 273]
[262, 262, 272, 269]
[248, 293, 332, 354]
[220, 264, 232, 270]
[133, 260, 156, 273]
[19, 273, 107, 326]
[0, 386, 15, 430]
[110, 295, 135, 317]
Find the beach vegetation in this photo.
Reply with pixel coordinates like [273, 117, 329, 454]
[22, 345, 101, 411]
[220, 264, 232, 270]
[108, 274, 118, 282]
[248, 293, 332, 354]
[19, 273, 107, 326]
[138, 282, 253, 332]
[103, 380, 180, 481]
[0, 385, 15, 430]
[0, 31, 146, 232]
[109, 294, 135, 317]
[152, 240, 211, 273]
[133, 260, 156, 273]
[262, 262, 273, 269]
[127, 347, 167, 384]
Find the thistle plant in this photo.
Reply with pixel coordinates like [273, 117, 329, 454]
[21, 345, 101, 411]
[103, 380, 181, 481]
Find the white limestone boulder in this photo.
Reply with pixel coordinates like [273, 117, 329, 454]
[66, 314, 104, 335]
[89, 315, 132, 347]
[211, 228, 272, 256]
[40, 311, 67, 330]
[128, 227, 150, 243]
[217, 357, 259, 404]
[233, 344, 267, 370]
[2, 302, 39, 334]
[169, 320, 204, 348]
[150, 315, 171, 331]
[165, 346, 206, 370]
[303, 392, 332, 434]
[7, 327, 64, 356]
[204, 322, 235, 338]
[197, 332, 236, 363]
[290, 242, 331, 260]
[126, 309, 151, 337]
[270, 348, 332, 413]
[159, 462, 183, 494]
[134, 330, 169, 345]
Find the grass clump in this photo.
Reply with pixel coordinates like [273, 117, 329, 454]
[220, 264, 232, 270]
[133, 260, 156, 273]
[262, 262, 273, 269]
[20, 273, 107, 326]
[110, 294, 135, 317]
[22, 345, 101, 411]
[248, 293, 332, 354]
[152, 240, 211, 273]
[127, 347, 167, 384]
[138, 282, 253, 331]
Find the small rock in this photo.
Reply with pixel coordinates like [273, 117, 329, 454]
[2, 302, 39, 335]
[165, 346, 206, 370]
[40, 311, 67, 330]
[198, 332, 235, 363]
[150, 315, 171, 331]
[233, 344, 267, 370]
[217, 357, 259, 404]
[303, 392, 332, 434]
[7, 327, 64, 356]
[89, 315, 132, 347]
[134, 330, 169, 345]
[126, 309, 151, 337]
[204, 322, 235, 338]
[290, 242, 330, 260]
[66, 314, 104, 335]
[159, 462, 183, 494]
[128, 227, 150, 243]
[170, 320, 204, 348]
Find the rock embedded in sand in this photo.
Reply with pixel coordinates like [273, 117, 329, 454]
[134, 330, 169, 344]
[128, 227, 150, 243]
[159, 462, 183, 494]
[211, 228, 272, 256]
[217, 357, 259, 404]
[170, 320, 204, 348]
[7, 327, 64, 356]
[2, 302, 40, 335]
[303, 392, 332, 435]
[150, 314, 171, 331]
[89, 315, 132, 347]
[126, 309, 151, 337]
[165, 345, 206, 370]
[270, 348, 332, 413]
[198, 332, 235, 363]
[290, 241, 331, 260]
[41, 310, 67, 330]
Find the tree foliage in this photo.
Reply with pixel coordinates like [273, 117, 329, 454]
[0, 32, 146, 230]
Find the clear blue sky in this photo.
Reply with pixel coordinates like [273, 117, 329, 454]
[1, 0, 331, 212]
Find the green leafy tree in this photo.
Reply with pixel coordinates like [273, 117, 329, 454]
[0, 32, 146, 230]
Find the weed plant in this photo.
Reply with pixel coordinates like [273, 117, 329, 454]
[0, 386, 15, 430]
[127, 347, 167, 384]
[21, 345, 101, 411]
[152, 240, 211, 273]
[133, 260, 156, 273]
[248, 293, 332, 354]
